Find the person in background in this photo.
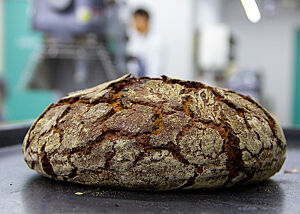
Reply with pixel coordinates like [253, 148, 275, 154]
[127, 8, 164, 78]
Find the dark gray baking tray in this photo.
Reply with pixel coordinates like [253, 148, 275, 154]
[0, 142, 299, 214]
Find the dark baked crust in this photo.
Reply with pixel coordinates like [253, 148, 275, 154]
[22, 74, 287, 191]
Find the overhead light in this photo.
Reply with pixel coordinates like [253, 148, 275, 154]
[241, 0, 261, 23]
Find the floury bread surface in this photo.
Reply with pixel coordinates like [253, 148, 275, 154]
[23, 74, 287, 191]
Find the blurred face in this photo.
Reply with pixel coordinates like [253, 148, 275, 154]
[133, 15, 149, 35]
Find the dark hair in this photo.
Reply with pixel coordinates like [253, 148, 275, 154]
[133, 8, 150, 20]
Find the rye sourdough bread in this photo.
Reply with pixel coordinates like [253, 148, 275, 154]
[23, 74, 286, 191]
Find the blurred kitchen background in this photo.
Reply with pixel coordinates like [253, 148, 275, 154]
[0, 0, 299, 128]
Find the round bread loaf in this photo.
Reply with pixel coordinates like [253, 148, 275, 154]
[23, 74, 286, 191]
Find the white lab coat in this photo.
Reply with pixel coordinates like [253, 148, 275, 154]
[127, 30, 164, 78]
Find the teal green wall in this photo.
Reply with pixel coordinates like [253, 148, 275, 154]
[294, 30, 300, 126]
[3, 0, 53, 121]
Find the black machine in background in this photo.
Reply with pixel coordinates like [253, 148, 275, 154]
[33, 0, 106, 35]
[27, 0, 127, 96]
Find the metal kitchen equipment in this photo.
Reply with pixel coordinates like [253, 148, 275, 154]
[25, 0, 127, 96]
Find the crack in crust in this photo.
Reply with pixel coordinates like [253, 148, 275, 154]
[23, 74, 287, 191]
[239, 94, 286, 150]
[23, 104, 55, 152]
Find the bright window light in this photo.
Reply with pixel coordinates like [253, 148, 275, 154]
[241, 0, 261, 23]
